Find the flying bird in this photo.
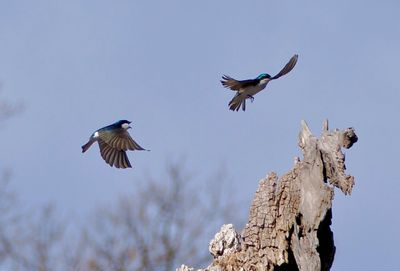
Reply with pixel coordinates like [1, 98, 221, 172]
[221, 54, 298, 111]
[81, 120, 147, 169]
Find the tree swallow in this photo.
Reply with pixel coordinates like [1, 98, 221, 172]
[81, 120, 147, 169]
[221, 54, 298, 111]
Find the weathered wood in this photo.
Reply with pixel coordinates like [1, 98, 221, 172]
[177, 120, 357, 271]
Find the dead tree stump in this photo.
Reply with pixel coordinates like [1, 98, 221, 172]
[177, 120, 358, 271]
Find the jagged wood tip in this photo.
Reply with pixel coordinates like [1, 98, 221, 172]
[177, 120, 358, 271]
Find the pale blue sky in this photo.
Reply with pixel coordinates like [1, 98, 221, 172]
[0, 0, 399, 270]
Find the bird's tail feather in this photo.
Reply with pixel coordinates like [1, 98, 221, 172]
[229, 94, 246, 111]
[81, 139, 95, 153]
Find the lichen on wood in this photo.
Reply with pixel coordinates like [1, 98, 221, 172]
[177, 120, 357, 271]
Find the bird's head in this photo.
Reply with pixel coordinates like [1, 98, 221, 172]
[117, 120, 132, 129]
[256, 73, 271, 80]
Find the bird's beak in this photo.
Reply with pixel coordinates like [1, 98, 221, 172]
[128, 126, 132, 129]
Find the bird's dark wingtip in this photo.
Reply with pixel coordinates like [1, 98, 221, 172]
[221, 78, 229, 87]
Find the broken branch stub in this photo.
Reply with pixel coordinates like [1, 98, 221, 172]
[177, 120, 357, 271]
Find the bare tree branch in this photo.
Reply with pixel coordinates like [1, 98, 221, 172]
[0, 85, 23, 123]
[85, 164, 236, 271]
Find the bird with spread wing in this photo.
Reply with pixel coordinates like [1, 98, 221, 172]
[82, 120, 147, 169]
[221, 54, 298, 111]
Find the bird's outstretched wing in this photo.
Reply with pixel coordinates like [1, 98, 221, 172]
[98, 139, 132, 168]
[221, 75, 258, 90]
[270, 54, 298, 80]
[99, 129, 146, 151]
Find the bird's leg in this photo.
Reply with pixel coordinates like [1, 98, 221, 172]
[247, 95, 255, 102]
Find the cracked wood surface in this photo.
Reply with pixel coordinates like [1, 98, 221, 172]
[178, 120, 358, 271]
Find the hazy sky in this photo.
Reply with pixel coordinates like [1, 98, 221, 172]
[0, 0, 399, 270]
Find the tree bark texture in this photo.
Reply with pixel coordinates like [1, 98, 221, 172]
[177, 120, 358, 271]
